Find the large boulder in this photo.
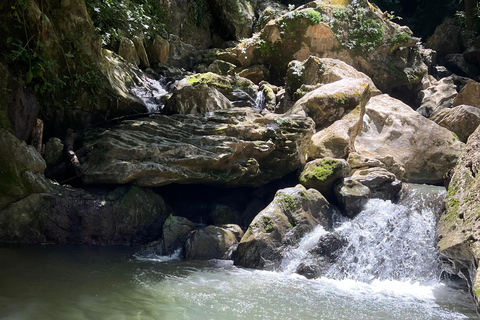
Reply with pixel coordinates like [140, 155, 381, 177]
[416, 77, 457, 118]
[307, 110, 360, 160]
[444, 54, 480, 79]
[354, 94, 465, 184]
[287, 77, 372, 130]
[437, 125, 480, 310]
[164, 73, 259, 114]
[233, 0, 427, 92]
[163, 215, 196, 254]
[83, 107, 315, 187]
[233, 185, 333, 270]
[184, 225, 238, 260]
[334, 177, 371, 217]
[0, 186, 169, 245]
[285, 56, 381, 101]
[430, 105, 480, 143]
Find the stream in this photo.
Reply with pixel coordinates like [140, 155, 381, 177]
[0, 185, 477, 319]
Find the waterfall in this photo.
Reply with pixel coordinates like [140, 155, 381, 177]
[253, 90, 266, 111]
[130, 73, 168, 113]
[282, 185, 446, 284]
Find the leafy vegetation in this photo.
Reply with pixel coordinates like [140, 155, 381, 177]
[331, 0, 384, 54]
[0, 0, 111, 112]
[85, 0, 167, 47]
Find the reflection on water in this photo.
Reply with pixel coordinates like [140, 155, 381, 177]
[0, 245, 476, 320]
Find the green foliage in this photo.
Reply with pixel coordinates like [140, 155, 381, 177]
[1, 1, 111, 111]
[331, 0, 384, 54]
[190, 0, 211, 27]
[390, 30, 411, 49]
[85, 0, 167, 47]
[262, 216, 275, 233]
[278, 194, 296, 211]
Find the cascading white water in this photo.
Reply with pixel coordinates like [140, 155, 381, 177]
[130, 74, 168, 113]
[280, 185, 446, 285]
[253, 90, 265, 110]
[327, 197, 441, 283]
[280, 225, 328, 274]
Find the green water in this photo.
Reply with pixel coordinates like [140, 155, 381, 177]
[0, 245, 477, 320]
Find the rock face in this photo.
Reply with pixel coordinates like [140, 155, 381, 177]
[425, 18, 462, 59]
[437, 125, 480, 309]
[233, 185, 333, 269]
[0, 129, 52, 210]
[430, 105, 480, 143]
[184, 226, 238, 260]
[354, 94, 464, 184]
[0, 186, 169, 245]
[208, 0, 255, 40]
[233, 0, 427, 92]
[83, 107, 315, 187]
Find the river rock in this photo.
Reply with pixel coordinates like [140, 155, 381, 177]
[208, 60, 236, 76]
[307, 111, 359, 160]
[354, 94, 465, 184]
[133, 36, 150, 69]
[219, 224, 244, 241]
[44, 137, 64, 167]
[444, 54, 479, 79]
[146, 35, 170, 65]
[184, 225, 238, 260]
[237, 65, 270, 84]
[453, 80, 480, 108]
[350, 167, 402, 201]
[430, 105, 480, 143]
[285, 56, 380, 101]
[163, 215, 196, 254]
[210, 204, 235, 225]
[233, 0, 427, 92]
[437, 125, 480, 309]
[295, 232, 346, 279]
[233, 185, 333, 269]
[299, 158, 350, 198]
[334, 177, 371, 217]
[0, 186, 169, 245]
[118, 37, 140, 66]
[83, 107, 315, 187]
[416, 77, 457, 118]
[287, 77, 372, 130]
[0, 129, 52, 210]
[164, 72, 259, 114]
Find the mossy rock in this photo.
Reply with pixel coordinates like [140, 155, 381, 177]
[299, 157, 350, 198]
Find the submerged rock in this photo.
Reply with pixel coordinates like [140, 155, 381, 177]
[233, 185, 333, 270]
[354, 94, 464, 184]
[184, 225, 238, 260]
[296, 232, 346, 279]
[83, 107, 314, 187]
